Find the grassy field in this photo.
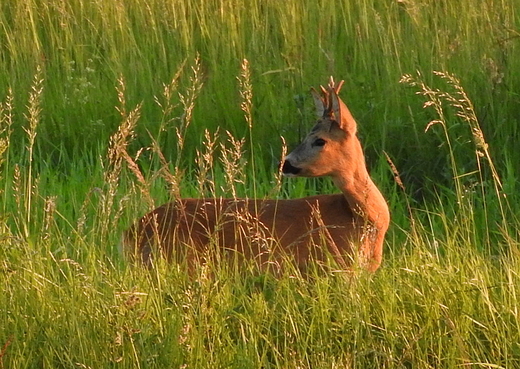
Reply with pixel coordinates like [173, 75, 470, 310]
[1, 0, 520, 367]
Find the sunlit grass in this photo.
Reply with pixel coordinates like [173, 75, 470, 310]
[0, 55, 518, 368]
[1, 0, 518, 179]
[1, 0, 520, 367]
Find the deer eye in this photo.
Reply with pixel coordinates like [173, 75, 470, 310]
[312, 138, 327, 147]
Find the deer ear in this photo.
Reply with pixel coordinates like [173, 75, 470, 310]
[311, 87, 325, 117]
[330, 89, 357, 134]
[330, 90, 341, 122]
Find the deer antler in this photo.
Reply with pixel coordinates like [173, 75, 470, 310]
[320, 85, 328, 95]
[328, 76, 345, 94]
[312, 77, 346, 117]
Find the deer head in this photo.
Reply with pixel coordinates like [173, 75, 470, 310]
[282, 77, 362, 179]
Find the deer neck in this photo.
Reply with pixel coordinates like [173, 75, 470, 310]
[332, 154, 388, 230]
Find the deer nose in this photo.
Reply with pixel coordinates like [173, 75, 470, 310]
[281, 160, 301, 175]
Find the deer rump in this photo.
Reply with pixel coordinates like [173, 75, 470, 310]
[123, 195, 359, 270]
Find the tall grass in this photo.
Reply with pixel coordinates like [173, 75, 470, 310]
[1, 0, 520, 367]
[1, 0, 518, 184]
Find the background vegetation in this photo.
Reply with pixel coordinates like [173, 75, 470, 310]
[1, 0, 520, 367]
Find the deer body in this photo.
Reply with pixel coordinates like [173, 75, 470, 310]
[124, 195, 355, 270]
[123, 78, 389, 272]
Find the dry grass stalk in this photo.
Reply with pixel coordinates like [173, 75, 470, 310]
[175, 55, 203, 159]
[432, 71, 502, 191]
[160, 56, 205, 199]
[384, 150, 415, 228]
[0, 88, 14, 169]
[102, 76, 142, 240]
[226, 204, 280, 273]
[12, 164, 21, 217]
[154, 58, 186, 133]
[150, 137, 180, 199]
[195, 128, 219, 197]
[400, 71, 501, 189]
[238, 58, 253, 129]
[76, 188, 96, 237]
[42, 195, 57, 242]
[400, 71, 463, 202]
[400, 70, 510, 246]
[18, 66, 44, 238]
[23, 66, 43, 152]
[220, 131, 246, 199]
[267, 136, 287, 199]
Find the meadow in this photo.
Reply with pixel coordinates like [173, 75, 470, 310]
[1, 0, 520, 367]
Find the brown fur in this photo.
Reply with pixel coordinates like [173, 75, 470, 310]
[122, 77, 390, 272]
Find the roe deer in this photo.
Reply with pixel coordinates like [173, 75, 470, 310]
[122, 77, 390, 272]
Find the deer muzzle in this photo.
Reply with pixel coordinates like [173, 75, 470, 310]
[281, 159, 301, 176]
